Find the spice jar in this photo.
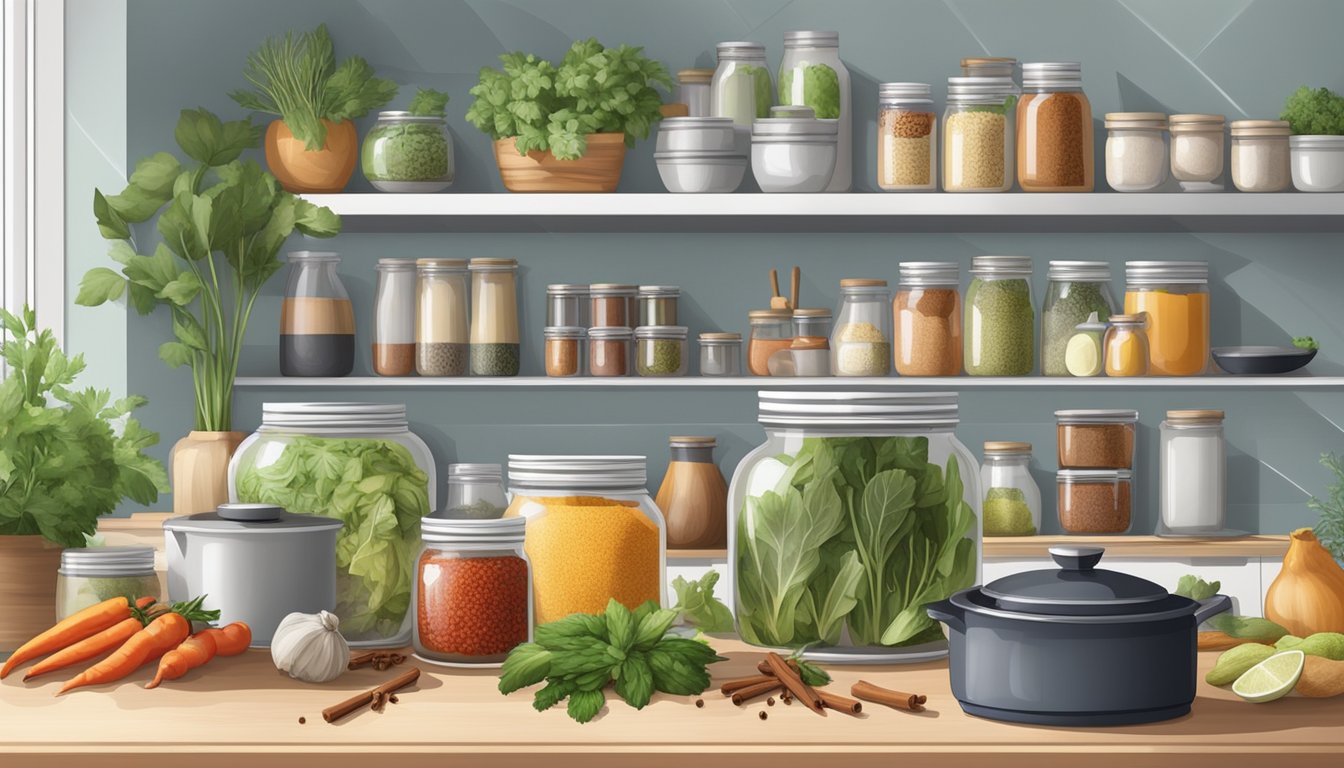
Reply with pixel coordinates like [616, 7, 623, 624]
[1017, 62, 1094, 192]
[635, 326, 689, 377]
[589, 284, 637, 328]
[779, 31, 851, 191]
[414, 516, 531, 667]
[1042, 261, 1116, 377]
[373, 259, 416, 377]
[1124, 261, 1210, 376]
[416, 258, 469, 377]
[831, 279, 892, 377]
[965, 255, 1034, 376]
[57, 546, 160, 621]
[547, 284, 587, 327]
[1231, 120, 1291, 192]
[711, 42, 772, 127]
[1103, 314, 1149, 377]
[1169, 114, 1226, 190]
[877, 82, 937, 191]
[700, 332, 742, 376]
[468, 258, 520, 377]
[280, 251, 355, 377]
[894, 261, 961, 376]
[676, 68, 714, 118]
[748, 309, 793, 376]
[1065, 314, 1108, 377]
[362, 111, 454, 193]
[1056, 409, 1138, 470]
[588, 326, 632, 376]
[1160, 410, 1226, 534]
[657, 437, 728, 549]
[440, 463, 509, 520]
[1058, 470, 1133, 534]
[1104, 113, 1169, 192]
[981, 442, 1040, 537]
[943, 76, 1017, 192]
[961, 57, 1018, 80]
[543, 326, 584, 378]
[792, 308, 832, 340]
[638, 285, 680, 326]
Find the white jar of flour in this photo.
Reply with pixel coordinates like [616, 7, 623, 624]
[1160, 410, 1226, 533]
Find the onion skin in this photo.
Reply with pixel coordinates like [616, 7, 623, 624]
[1265, 528, 1344, 636]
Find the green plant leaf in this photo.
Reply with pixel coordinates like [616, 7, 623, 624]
[498, 643, 552, 694]
[613, 650, 654, 709]
[1175, 574, 1221, 602]
[157, 272, 203, 307]
[293, 196, 342, 237]
[106, 184, 168, 223]
[174, 108, 259, 166]
[670, 571, 734, 633]
[566, 689, 605, 723]
[93, 190, 130, 240]
[157, 194, 206, 261]
[535, 612, 609, 646]
[128, 151, 182, 198]
[75, 268, 126, 307]
[158, 341, 193, 368]
[604, 598, 635, 653]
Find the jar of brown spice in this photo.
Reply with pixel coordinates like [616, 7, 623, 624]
[1055, 409, 1138, 470]
[894, 262, 961, 376]
[589, 284, 638, 328]
[543, 326, 585, 378]
[588, 326, 632, 376]
[1057, 469, 1133, 534]
[1018, 62, 1094, 192]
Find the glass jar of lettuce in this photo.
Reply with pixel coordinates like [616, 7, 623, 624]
[778, 31, 851, 191]
[228, 402, 435, 647]
[711, 42, 774, 128]
[362, 112, 454, 193]
[728, 391, 981, 662]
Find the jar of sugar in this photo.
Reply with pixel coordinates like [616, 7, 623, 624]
[1104, 112, 1168, 192]
[1169, 114, 1225, 191]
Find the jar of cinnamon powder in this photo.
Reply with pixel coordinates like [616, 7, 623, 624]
[1018, 62, 1094, 192]
[894, 261, 961, 376]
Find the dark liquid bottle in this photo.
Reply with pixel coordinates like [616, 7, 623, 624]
[280, 251, 355, 377]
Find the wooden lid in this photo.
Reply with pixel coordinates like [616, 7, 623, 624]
[984, 441, 1032, 453]
[840, 278, 888, 288]
[676, 68, 714, 84]
[793, 308, 832, 317]
[748, 309, 792, 319]
[669, 436, 716, 447]
[699, 332, 742, 341]
[1166, 409, 1224, 424]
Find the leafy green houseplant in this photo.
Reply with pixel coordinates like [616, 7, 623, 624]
[1281, 86, 1344, 192]
[77, 108, 340, 514]
[466, 39, 671, 192]
[231, 24, 397, 193]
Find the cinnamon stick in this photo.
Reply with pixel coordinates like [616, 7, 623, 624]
[322, 667, 421, 723]
[756, 659, 804, 677]
[730, 680, 783, 705]
[764, 653, 824, 714]
[817, 690, 863, 716]
[851, 680, 925, 712]
[720, 675, 776, 696]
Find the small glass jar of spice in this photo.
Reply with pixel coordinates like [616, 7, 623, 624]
[832, 279, 892, 377]
[1056, 409, 1138, 470]
[589, 284, 638, 328]
[700, 332, 742, 376]
[894, 262, 961, 376]
[748, 309, 793, 376]
[468, 258, 520, 377]
[373, 259, 416, 376]
[635, 326, 689, 377]
[417, 258, 469, 377]
[1018, 62, 1094, 192]
[1058, 469, 1133, 534]
[588, 326, 633, 376]
[543, 326, 585, 378]
[547, 284, 588, 327]
[877, 82, 937, 191]
[638, 286, 680, 326]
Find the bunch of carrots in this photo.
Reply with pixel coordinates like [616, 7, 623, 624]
[0, 594, 252, 693]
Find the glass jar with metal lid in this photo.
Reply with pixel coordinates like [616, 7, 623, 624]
[981, 442, 1040, 537]
[792, 308, 832, 340]
[676, 68, 715, 117]
[468, 258, 520, 377]
[440, 463, 510, 520]
[374, 258, 416, 377]
[1058, 470, 1133, 534]
[711, 42, 773, 127]
[1160, 410, 1226, 534]
[1056, 409, 1138, 470]
[1104, 113, 1169, 192]
[700, 332, 743, 376]
[943, 76, 1017, 192]
[1018, 62, 1094, 192]
[1169, 114, 1225, 190]
[544, 326, 584, 378]
[1103, 314, 1149, 377]
[832, 279, 892, 377]
[961, 57, 1019, 82]
[547, 284, 588, 328]
[56, 546, 161, 621]
[635, 326, 689, 377]
[748, 309, 793, 376]
[588, 326, 633, 376]
[877, 82, 937, 191]
[1124, 261, 1209, 376]
[895, 261, 961, 376]
[417, 258, 469, 377]
[414, 516, 531, 667]
[965, 255, 1034, 376]
[361, 111, 454, 193]
[1042, 261, 1116, 377]
[638, 285, 680, 326]
[1231, 120, 1291, 192]
[589, 284, 638, 328]
[779, 31, 851, 191]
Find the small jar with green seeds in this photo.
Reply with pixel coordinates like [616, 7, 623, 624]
[635, 326, 689, 377]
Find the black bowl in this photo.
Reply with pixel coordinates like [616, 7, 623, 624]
[1212, 346, 1317, 375]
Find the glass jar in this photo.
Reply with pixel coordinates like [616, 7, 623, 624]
[373, 259, 416, 377]
[832, 279, 892, 377]
[729, 391, 980, 660]
[786, 336, 830, 377]
[792, 308, 832, 339]
[1065, 315, 1108, 377]
[440, 463, 509, 520]
[468, 258, 520, 377]
[779, 31, 851, 191]
[1103, 314, 1149, 377]
[228, 402, 435, 646]
[1058, 470, 1132, 534]
[361, 111, 454, 193]
[658, 436, 729, 549]
[895, 261, 962, 376]
[416, 258, 469, 377]
[965, 255, 1034, 376]
[413, 516, 531, 667]
[1160, 410, 1226, 533]
[1056, 409, 1138, 470]
[981, 442, 1040, 537]
[877, 82, 937, 191]
[56, 547, 160, 621]
[748, 309, 793, 376]
[961, 57, 1019, 81]
[1042, 261, 1116, 377]
[1169, 114, 1226, 189]
[543, 326, 584, 378]
[638, 285, 680, 326]
[505, 455, 666, 625]
[700, 332, 743, 376]
[546, 284, 587, 327]
[1231, 120, 1291, 192]
[1124, 261, 1210, 376]
[943, 76, 1017, 192]
[677, 68, 714, 117]
[1017, 62, 1094, 192]
[280, 251, 354, 377]
[1104, 112, 1168, 192]
[588, 326, 632, 376]
[635, 326, 689, 377]
[711, 42, 773, 127]
[589, 284, 637, 328]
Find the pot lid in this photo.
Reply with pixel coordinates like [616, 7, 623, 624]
[163, 503, 343, 534]
[980, 546, 1171, 616]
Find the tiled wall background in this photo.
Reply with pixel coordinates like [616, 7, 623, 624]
[97, 0, 1344, 533]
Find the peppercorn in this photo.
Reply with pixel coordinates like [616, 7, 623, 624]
[298, 717, 306, 724]
[695, 699, 705, 708]
[759, 710, 768, 720]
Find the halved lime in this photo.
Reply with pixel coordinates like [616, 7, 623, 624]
[1231, 649, 1304, 703]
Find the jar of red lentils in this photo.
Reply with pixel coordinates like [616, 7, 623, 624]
[413, 516, 533, 667]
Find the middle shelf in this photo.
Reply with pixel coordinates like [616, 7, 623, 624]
[234, 375, 1344, 389]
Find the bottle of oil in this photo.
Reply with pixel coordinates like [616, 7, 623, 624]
[656, 436, 728, 549]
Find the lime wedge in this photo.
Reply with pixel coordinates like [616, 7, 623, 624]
[1231, 649, 1304, 703]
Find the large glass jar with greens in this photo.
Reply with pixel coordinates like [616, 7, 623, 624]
[361, 111, 454, 193]
[1041, 261, 1116, 376]
[710, 42, 773, 128]
[778, 31, 851, 191]
[965, 255, 1035, 376]
[729, 391, 981, 662]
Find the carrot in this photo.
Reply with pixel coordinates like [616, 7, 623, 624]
[146, 631, 216, 689]
[23, 617, 144, 682]
[56, 596, 219, 695]
[198, 621, 252, 656]
[1, 596, 156, 679]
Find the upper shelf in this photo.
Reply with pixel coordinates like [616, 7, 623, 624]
[303, 192, 1344, 233]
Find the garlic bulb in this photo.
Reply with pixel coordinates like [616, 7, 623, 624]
[271, 610, 350, 683]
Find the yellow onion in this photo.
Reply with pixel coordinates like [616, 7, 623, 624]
[1265, 528, 1344, 635]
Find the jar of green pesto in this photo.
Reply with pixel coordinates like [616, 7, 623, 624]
[965, 255, 1035, 376]
[635, 326, 689, 377]
[1041, 261, 1116, 376]
[362, 112, 454, 193]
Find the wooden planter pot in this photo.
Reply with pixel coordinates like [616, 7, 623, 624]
[169, 430, 247, 516]
[0, 536, 63, 651]
[493, 132, 627, 192]
[265, 119, 359, 194]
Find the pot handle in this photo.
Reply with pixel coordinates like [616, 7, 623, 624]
[1194, 594, 1233, 625]
[925, 598, 965, 633]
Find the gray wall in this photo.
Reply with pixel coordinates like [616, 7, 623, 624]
[100, 0, 1344, 533]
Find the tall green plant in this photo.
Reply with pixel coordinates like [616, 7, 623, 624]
[77, 108, 341, 432]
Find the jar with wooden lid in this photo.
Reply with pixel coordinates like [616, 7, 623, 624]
[748, 309, 793, 376]
[831, 278, 892, 377]
[589, 284, 638, 328]
[981, 442, 1040, 537]
[1160, 410, 1226, 533]
[588, 326, 632, 376]
[895, 261, 961, 376]
[468, 258, 520, 376]
[1017, 62, 1094, 192]
[543, 326, 585, 378]
[961, 57, 1018, 82]
[636, 326, 689, 377]
[1103, 314, 1148, 377]
[1231, 120, 1290, 192]
[416, 258, 469, 377]
[700, 332, 742, 376]
[1169, 114, 1225, 191]
[657, 437, 728, 549]
[1104, 113, 1168, 192]
[792, 308, 832, 340]
[638, 285, 680, 326]
[373, 259, 416, 377]
[676, 69, 714, 117]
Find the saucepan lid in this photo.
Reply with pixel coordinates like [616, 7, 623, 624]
[979, 546, 1175, 616]
[163, 503, 343, 534]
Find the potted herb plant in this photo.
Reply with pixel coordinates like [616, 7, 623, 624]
[77, 108, 341, 516]
[466, 38, 671, 192]
[1281, 86, 1344, 192]
[0, 306, 168, 651]
[231, 24, 397, 193]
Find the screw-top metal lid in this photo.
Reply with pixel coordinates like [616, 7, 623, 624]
[447, 463, 504, 481]
[376, 258, 416, 271]
[287, 250, 341, 263]
[699, 332, 742, 343]
[899, 261, 959, 287]
[1022, 61, 1081, 89]
[468, 257, 518, 272]
[634, 325, 689, 339]
[783, 30, 839, 47]
[1057, 468, 1134, 482]
[946, 76, 1018, 102]
[259, 402, 410, 432]
[1126, 260, 1209, 285]
[980, 546, 1176, 617]
[587, 326, 633, 340]
[421, 515, 525, 545]
[972, 255, 1032, 278]
[60, 546, 156, 577]
[1047, 260, 1111, 282]
[757, 391, 959, 429]
[638, 285, 681, 298]
[588, 283, 638, 296]
[1055, 409, 1139, 424]
[544, 325, 587, 340]
[677, 68, 715, 85]
[547, 283, 589, 296]
[508, 455, 648, 490]
[716, 41, 765, 58]
[878, 82, 932, 100]
[1107, 313, 1146, 327]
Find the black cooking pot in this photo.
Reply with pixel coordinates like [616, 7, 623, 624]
[925, 545, 1230, 727]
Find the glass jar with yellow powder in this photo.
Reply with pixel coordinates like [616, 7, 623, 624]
[1103, 314, 1149, 377]
[1124, 262, 1209, 376]
[504, 455, 666, 625]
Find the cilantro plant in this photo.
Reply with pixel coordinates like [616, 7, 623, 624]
[465, 38, 672, 160]
[1281, 86, 1344, 135]
[0, 306, 168, 546]
[77, 109, 340, 432]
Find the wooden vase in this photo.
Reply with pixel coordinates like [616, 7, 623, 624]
[0, 535, 63, 651]
[265, 118, 358, 193]
[170, 431, 247, 516]
[493, 132, 627, 192]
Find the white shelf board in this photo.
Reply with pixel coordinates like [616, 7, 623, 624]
[235, 375, 1344, 389]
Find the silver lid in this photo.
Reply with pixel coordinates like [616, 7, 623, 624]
[588, 283, 638, 296]
[447, 462, 503, 481]
[783, 30, 839, 47]
[1047, 260, 1111, 282]
[163, 503, 343, 534]
[543, 325, 587, 340]
[946, 76, 1018, 99]
[1055, 409, 1139, 424]
[634, 325, 689, 339]
[60, 546, 156, 577]
[375, 258, 416, 271]
[1125, 260, 1209, 285]
[878, 82, 931, 99]
[638, 285, 681, 298]
[508, 455, 647, 490]
[286, 250, 340, 263]
[1057, 468, 1134, 482]
[899, 261, 959, 286]
[757, 391, 959, 429]
[421, 515, 525, 544]
[716, 41, 765, 57]
[260, 402, 409, 431]
[587, 326, 633, 340]
[971, 255, 1032, 277]
[1023, 61, 1082, 89]
[376, 111, 445, 124]
[547, 283, 589, 296]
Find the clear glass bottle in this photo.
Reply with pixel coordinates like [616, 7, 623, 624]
[56, 547, 160, 621]
[361, 111, 454, 193]
[699, 332, 743, 376]
[543, 326, 584, 378]
[1041, 261, 1116, 377]
[943, 76, 1017, 192]
[413, 516, 531, 667]
[792, 308, 832, 340]
[280, 251, 355, 377]
[981, 442, 1041, 537]
[373, 259, 416, 377]
[635, 326, 689, 377]
[1103, 314, 1149, 377]
[877, 82, 937, 191]
[1104, 112, 1168, 192]
[1159, 410, 1226, 533]
[1231, 120, 1291, 192]
[1124, 261, 1210, 376]
[416, 258, 469, 377]
[546, 284, 587, 327]
[588, 326, 632, 376]
[894, 261, 961, 376]
[831, 279, 892, 377]
[589, 284, 638, 328]
[1057, 470, 1133, 534]
[747, 309, 793, 376]
[1169, 114, 1226, 191]
[965, 256, 1034, 376]
[779, 31, 851, 191]
[638, 285, 680, 326]
[710, 42, 773, 127]
[1017, 62, 1094, 192]
[440, 463, 509, 520]
[468, 258, 520, 377]
[676, 69, 715, 117]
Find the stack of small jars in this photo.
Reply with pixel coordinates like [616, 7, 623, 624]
[546, 284, 689, 377]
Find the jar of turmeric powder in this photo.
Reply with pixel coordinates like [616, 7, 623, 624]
[504, 455, 666, 625]
[1103, 314, 1149, 377]
[1124, 262, 1209, 376]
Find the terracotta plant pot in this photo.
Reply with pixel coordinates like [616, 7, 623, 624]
[265, 118, 359, 194]
[493, 132, 627, 192]
[170, 431, 247, 516]
[0, 535, 63, 651]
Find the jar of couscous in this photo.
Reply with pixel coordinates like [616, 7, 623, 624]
[943, 76, 1016, 192]
[877, 82, 936, 191]
[831, 279, 892, 377]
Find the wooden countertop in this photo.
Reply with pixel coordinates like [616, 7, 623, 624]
[2, 639, 1340, 767]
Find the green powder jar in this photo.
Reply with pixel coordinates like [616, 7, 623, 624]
[635, 326, 689, 377]
[965, 255, 1035, 376]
